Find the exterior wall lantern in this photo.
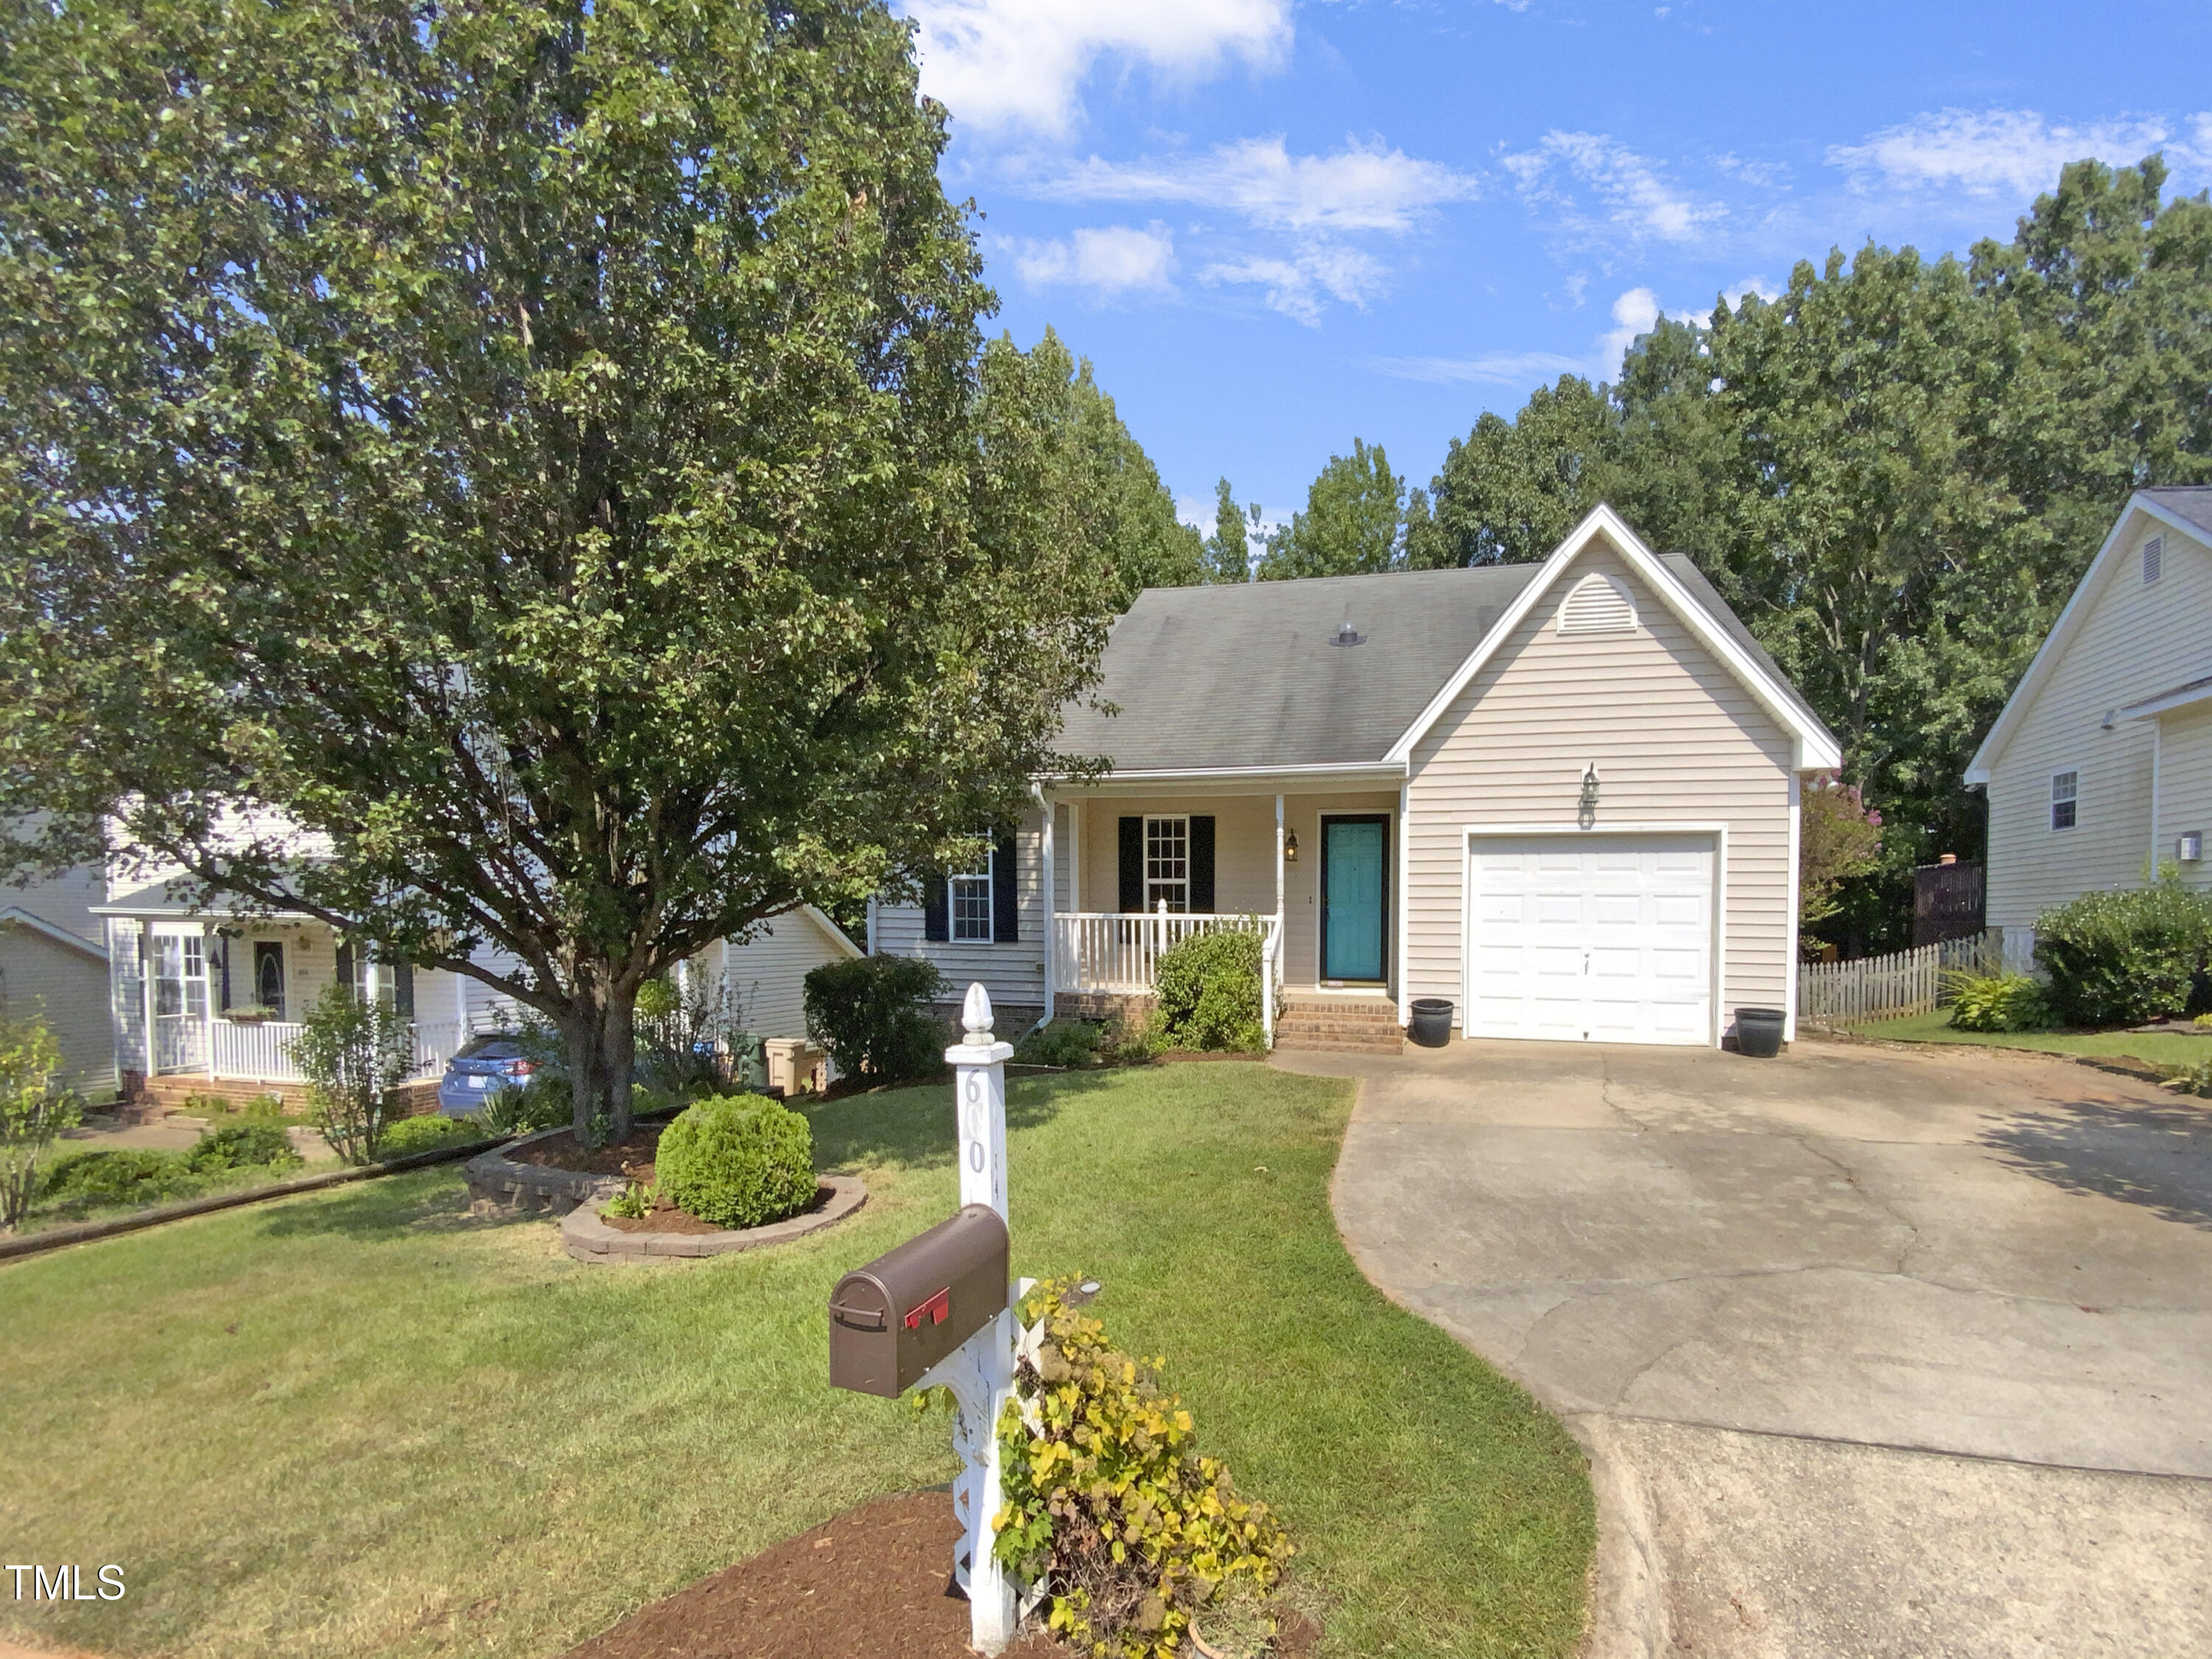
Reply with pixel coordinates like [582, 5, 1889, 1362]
[1284, 830, 1300, 863]
[1578, 762, 1600, 830]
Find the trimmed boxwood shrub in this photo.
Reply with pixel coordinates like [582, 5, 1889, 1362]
[1154, 928, 1265, 1053]
[2034, 883, 2212, 1027]
[653, 1094, 816, 1228]
[804, 954, 945, 1082]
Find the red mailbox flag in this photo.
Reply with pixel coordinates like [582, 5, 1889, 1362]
[904, 1287, 950, 1330]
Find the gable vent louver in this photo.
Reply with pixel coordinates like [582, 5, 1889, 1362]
[2144, 536, 2164, 585]
[1558, 572, 1637, 635]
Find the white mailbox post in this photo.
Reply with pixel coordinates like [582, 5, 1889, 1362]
[917, 983, 1020, 1653]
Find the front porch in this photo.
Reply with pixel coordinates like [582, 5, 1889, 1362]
[97, 907, 473, 1098]
[1040, 782, 1408, 1048]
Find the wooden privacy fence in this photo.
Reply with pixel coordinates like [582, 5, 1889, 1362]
[1797, 929, 2005, 1027]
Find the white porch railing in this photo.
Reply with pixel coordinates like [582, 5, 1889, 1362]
[1053, 909, 1284, 1015]
[184, 1017, 467, 1084]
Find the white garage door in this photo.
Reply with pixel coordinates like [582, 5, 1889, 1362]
[1467, 834, 1715, 1045]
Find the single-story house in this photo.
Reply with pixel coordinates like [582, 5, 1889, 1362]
[1966, 486, 2212, 960]
[872, 505, 1841, 1050]
[1, 860, 116, 1096]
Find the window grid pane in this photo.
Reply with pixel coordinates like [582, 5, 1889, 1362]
[1144, 817, 1188, 912]
[2052, 771, 2077, 831]
[951, 838, 993, 940]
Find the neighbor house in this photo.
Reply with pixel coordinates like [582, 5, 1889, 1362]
[1965, 487, 2212, 962]
[872, 506, 1841, 1051]
[97, 823, 860, 1108]
[1, 856, 115, 1096]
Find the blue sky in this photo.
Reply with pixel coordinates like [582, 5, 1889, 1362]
[897, 0, 2212, 540]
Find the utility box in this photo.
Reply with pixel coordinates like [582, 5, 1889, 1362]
[763, 1036, 825, 1096]
[828, 1205, 1010, 1398]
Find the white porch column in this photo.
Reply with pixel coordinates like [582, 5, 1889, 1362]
[1272, 794, 1285, 1048]
[1037, 789, 1056, 1029]
[202, 923, 218, 1081]
[452, 957, 470, 1034]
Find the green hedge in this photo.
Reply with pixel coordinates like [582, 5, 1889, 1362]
[1155, 928, 1265, 1053]
[653, 1094, 816, 1228]
[2034, 883, 2212, 1027]
[803, 954, 944, 1081]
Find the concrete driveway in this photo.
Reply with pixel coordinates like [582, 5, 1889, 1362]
[1288, 1035, 2212, 1658]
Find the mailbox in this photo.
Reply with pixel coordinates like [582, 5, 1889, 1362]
[828, 1204, 1010, 1398]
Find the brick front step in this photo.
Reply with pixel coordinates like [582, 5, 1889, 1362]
[1281, 1000, 1399, 1020]
[1277, 1015, 1405, 1035]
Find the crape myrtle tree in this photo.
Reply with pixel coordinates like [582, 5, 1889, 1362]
[0, 0, 1121, 1138]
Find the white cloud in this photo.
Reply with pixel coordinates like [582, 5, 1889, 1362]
[1827, 108, 2212, 199]
[903, 0, 1291, 140]
[1046, 136, 1478, 233]
[1201, 243, 1386, 326]
[1503, 131, 1721, 243]
[1372, 285, 1681, 387]
[1011, 224, 1177, 295]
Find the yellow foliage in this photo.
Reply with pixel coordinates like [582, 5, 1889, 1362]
[992, 1278, 1293, 1658]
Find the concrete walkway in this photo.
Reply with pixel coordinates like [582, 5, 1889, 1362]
[1290, 1035, 2212, 1658]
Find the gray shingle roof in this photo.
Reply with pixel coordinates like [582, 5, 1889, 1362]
[2144, 485, 2212, 538]
[1051, 552, 1835, 771]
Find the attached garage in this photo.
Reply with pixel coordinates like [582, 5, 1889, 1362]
[1464, 832, 1717, 1046]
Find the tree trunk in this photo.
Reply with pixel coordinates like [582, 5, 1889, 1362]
[601, 981, 638, 1143]
[565, 998, 608, 1139]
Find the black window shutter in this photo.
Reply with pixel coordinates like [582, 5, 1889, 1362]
[1189, 816, 1217, 913]
[922, 874, 949, 942]
[992, 828, 1019, 943]
[335, 942, 355, 998]
[393, 961, 415, 1018]
[1118, 817, 1144, 913]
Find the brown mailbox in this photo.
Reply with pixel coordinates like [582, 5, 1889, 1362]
[828, 1205, 1010, 1398]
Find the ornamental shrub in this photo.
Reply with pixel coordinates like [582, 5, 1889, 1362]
[1944, 970, 2052, 1033]
[374, 1114, 481, 1158]
[37, 1148, 202, 1211]
[1153, 928, 1265, 1053]
[0, 1009, 80, 1230]
[653, 1094, 815, 1228]
[803, 955, 945, 1081]
[995, 1279, 1294, 1659]
[1012, 1020, 1101, 1068]
[2034, 883, 2212, 1027]
[186, 1121, 302, 1174]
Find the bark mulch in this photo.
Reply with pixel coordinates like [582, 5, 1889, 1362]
[560, 1492, 1321, 1659]
[512, 1126, 661, 1179]
[560, 1492, 1065, 1659]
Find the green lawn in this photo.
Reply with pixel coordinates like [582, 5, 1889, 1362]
[1848, 1006, 2212, 1068]
[0, 1065, 1593, 1659]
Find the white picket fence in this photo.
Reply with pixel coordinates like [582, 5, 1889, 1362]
[1797, 930, 2005, 1027]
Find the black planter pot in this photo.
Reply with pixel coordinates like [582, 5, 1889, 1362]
[1408, 998, 1455, 1048]
[1733, 1007, 1787, 1058]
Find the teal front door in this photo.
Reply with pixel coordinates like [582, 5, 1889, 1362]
[1321, 817, 1388, 982]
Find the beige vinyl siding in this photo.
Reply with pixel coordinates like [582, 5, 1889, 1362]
[7, 863, 105, 947]
[0, 930, 114, 1091]
[1403, 541, 1796, 1031]
[716, 909, 859, 1040]
[1985, 520, 2212, 928]
[2153, 702, 2212, 894]
[872, 809, 1049, 1009]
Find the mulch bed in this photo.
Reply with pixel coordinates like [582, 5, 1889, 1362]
[512, 1125, 661, 1178]
[561, 1492, 1066, 1659]
[561, 1491, 1319, 1659]
[598, 1183, 833, 1236]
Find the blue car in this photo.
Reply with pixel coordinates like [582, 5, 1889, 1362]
[437, 1037, 537, 1118]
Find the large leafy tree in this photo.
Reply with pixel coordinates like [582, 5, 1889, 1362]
[1204, 478, 1253, 583]
[0, 0, 1121, 1135]
[1257, 437, 1405, 579]
[1016, 328, 1203, 606]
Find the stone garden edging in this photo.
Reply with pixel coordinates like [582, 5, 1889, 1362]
[560, 1174, 867, 1264]
[462, 1127, 621, 1216]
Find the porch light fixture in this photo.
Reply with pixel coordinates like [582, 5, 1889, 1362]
[1284, 830, 1300, 863]
[1578, 762, 1600, 830]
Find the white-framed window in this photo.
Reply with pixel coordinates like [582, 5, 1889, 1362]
[2143, 536, 2164, 585]
[950, 839, 994, 942]
[2051, 770, 2078, 831]
[1144, 815, 1189, 912]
